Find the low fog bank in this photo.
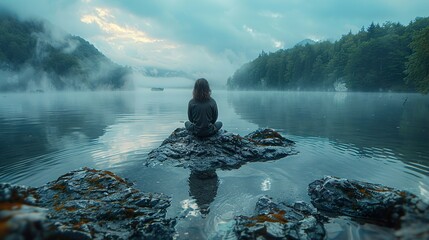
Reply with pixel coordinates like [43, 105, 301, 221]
[133, 75, 193, 89]
[0, 65, 134, 93]
[0, 9, 233, 92]
[0, 11, 133, 92]
[130, 68, 227, 90]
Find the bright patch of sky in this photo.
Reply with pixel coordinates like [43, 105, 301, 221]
[2, 0, 428, 86]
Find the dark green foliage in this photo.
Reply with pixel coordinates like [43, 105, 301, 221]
[43, 52, 80, 75]
[0, 12, 131, 91]
[228, 17, 429, 93]
[405, 24, 429, 94]
[0, 14, 38, 69]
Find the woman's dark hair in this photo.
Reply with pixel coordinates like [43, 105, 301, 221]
[193, 78, 211, 101]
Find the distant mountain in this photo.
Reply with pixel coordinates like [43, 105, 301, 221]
[295, 38, 317, 46]
[0, 12, 132, 91]
[137, 67, 194, 79]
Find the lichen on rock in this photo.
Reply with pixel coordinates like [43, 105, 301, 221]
[0, 167, 176, 240]
[146, 128, 297, 172]
[308, 176, 429, 239]
[234, 196, 326, 240]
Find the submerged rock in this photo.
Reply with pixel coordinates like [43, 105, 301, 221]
[146, 128, 297, 172]
[234, 196, 326, 240]
[0, 168, 175, 240]
[308, 176, 429, 239]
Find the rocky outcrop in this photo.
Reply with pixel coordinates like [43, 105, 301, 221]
[234, 196, 326, 240]
[3, 172, 428, 240]
[0, 168, 175, 240]
[308, 176, 429, 240]
[234, 176, 429, 240]
[3, 131, 428, 240]
[146, 128, 297, 172]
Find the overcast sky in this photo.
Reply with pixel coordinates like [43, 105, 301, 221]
[2, 0, 429, 86]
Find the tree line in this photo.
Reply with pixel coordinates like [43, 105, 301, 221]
[227, 17, 429, 93]
[0, 12, 131, 91]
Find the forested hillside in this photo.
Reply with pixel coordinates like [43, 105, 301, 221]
[228, 17, 429, 93]
[0, 12, 132, 91]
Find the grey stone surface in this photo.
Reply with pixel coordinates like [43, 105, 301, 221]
[0, 168, 176, 240]
[146, 128, 297, 172]
[235, 177, 429, 239]
[234, 196, 326, 240]
[3, 136, 428, 240]
[308, 176, 429, 239]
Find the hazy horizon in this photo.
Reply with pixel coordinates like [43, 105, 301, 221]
[2, 0, 429, 87]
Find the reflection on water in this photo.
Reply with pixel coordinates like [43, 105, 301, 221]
[228, 91, 429, 168]
[1, 89, 429, 239]
[0, 91, 134, 185]
[188, 170, 219, 216]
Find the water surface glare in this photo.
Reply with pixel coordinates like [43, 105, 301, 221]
[1, 89, 429, 239]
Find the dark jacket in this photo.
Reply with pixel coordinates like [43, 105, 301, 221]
[188, 97, 218, 137]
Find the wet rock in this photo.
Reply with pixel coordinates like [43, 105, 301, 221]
[234, 196, 326, 240]
[0, 184, 48, 240]
[0, 168, 176, 240]
[146, 128, 297, 172]
[308, 176, 429, 239]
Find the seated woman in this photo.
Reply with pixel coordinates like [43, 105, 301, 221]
[185, 78, 222, 137]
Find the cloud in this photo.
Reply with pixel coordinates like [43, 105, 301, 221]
[80, 8, 162, 44]
[1, 0, 428, 86]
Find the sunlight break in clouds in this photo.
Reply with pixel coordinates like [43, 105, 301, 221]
[273, 40, 284, 48]
[77, 5, 245, 86]
[81, 8, 161, 44]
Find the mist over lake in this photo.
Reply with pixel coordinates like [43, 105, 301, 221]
[2, 0, 429, 238]
[1, 89, 428, 239]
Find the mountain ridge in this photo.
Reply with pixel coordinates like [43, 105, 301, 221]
[0, 12, 132, 91]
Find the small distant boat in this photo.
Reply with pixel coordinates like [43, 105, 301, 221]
[151, 87, 164, 91]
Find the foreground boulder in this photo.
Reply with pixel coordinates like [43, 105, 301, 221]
[0, 168, 175, 239]
[234, 196, 326, 240]
[308, 176, 429, 239]
[146, 128, 297, 172]
[235, 177, 429, 239]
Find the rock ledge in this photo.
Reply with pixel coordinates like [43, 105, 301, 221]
[233, 176, 429, 240]
[0, 167, 175, 240]
[146, 128, 297, 172]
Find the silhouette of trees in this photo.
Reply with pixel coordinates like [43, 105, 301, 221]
[228, 17, 429, 93]
[405, 24, 429, 94]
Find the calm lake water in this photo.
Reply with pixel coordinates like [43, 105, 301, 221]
[1, 89, 429, 239]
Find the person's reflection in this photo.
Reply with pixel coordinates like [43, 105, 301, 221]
[188, 170, 219, 216]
